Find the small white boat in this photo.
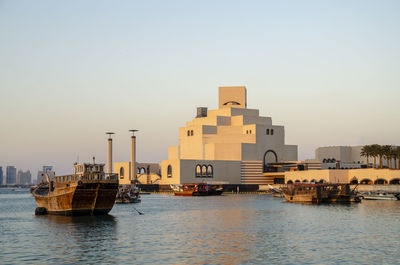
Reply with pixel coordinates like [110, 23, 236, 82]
[362, 191, 400, 201]
[115, 185, 141, 203]
[268, 184, 284, 197]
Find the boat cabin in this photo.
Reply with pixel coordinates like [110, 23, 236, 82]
[74, 163, 105, 176]
[53, 162, 117, 183]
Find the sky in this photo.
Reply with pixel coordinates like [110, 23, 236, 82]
[1, 0, 399, 177]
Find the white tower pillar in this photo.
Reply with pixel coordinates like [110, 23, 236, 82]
[129, 130, 138, 183]
[106, 132, 115, 175]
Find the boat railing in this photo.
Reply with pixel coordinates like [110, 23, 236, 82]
[54, 173, 118, 182]
[104, 173, 119, 181]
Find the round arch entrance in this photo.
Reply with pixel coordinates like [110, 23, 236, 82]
[263, 149, 278, 172]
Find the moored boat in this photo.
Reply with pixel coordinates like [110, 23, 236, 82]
[282, 183, 361, 204]
[115, 185, 141, 203]
[268, 184, 284, 197]
[31, 161, 119, 215]
[171, 183, 223, 196]
[361, 191, 400, 201]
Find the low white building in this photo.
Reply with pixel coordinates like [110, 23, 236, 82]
[159, 86, 297, 185]
[316, 146, 365, 164]
[316, 145, 397, 168]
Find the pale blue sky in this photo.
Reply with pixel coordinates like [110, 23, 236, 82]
[1, 0, 399, 176]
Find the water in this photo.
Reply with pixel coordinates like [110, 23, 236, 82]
[1, 189, 400, 265]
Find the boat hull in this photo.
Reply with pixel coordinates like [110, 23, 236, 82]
[174, 191, 223, 196]
[32, 180, 118, 215]
[172, 183, 223, 196]
[363, 195, 398, 201]
[282, 183, 361, 204]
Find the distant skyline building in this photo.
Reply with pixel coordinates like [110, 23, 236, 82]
[17, 170, 32, 185]
[0, 167, 3, 185]
[37, 166, 55, 183]
[6, 166, 17, 185]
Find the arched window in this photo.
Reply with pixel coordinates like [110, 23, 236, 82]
[266, 129, 270, 135]
[191, 130, 194, 136]
[223, 101, 241, 106]
[287, 180, 293, 184]
[167, 165, 172, 178]
[249, 130, 252, 134]
[207, 165, 213, 178]
[201, 165, 207, 177]
[119, 167, 124, 179]
[389, 178, 400, 185]
[187, 130, 190, 136]
[271, 129, 274, 135]
[246, 130, 248, 134]
[360, 179, 372, 185]
[195, 165, 201, 177]
[350, 178, 358, 184]
[140, 167, 146, 174]
[374, 179, 387, 185]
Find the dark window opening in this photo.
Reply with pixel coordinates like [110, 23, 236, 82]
[167, 165, 172, 178]
[274, 178, 284, 184]
[119, 167, 124, 179]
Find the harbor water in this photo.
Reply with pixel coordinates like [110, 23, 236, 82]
[1, 189, 400, 265]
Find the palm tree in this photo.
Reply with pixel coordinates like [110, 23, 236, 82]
[395, 146, 400, 170]
[370, 144, 380, 168]
[382, 145, 392, 169]
[389, 147, 396, 170]
[360, 145, 372, 168]
[375, 145, 384, 169]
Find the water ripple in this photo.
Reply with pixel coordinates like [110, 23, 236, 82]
[0, 190, 399, 264]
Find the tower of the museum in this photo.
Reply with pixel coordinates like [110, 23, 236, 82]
[160, 86, 297, 184]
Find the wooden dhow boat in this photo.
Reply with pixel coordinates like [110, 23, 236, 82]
[171, 183, 223, 196]
[31, 160, 119, 215]
[282, 183, 361, 204]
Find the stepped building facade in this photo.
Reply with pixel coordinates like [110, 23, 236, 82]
[160, 86, 297, 185]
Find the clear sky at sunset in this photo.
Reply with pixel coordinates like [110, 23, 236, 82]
[1, 0, 399, 176]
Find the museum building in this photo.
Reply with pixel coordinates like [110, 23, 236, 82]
[159, 86, 298, 185]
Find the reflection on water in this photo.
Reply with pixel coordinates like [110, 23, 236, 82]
[1, 190, 400, 264]
[34, 215, 118, 264]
